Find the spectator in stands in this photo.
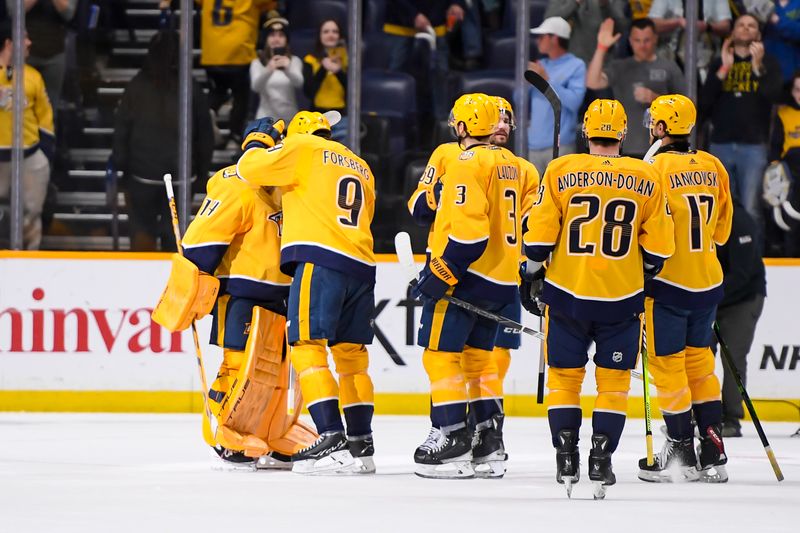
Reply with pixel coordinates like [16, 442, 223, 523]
[112, 30, 213, 252]
[764, 1, 800, 84]
[526, 17, 586, 173]
[21, 0, 76, 112]
[383, 0, 465, 119]
[767, 72, 800, 254]
[303, 18, 348, 142]
[701, 14, 783, 228]
[716, 200, 767, 438]
[586, 17, 685, 158]
[544, 0, 630, 65]
[649, 0, 731, 80]
[251, 12, 303, 122]
[198, 0, 274, 147]
[0, 21, 53, 250]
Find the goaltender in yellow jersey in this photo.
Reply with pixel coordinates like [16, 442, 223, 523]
[236, 112, 377, 475]
[152, 164, 317, 469]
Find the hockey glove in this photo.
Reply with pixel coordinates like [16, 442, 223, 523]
[241, 117, 286, 151]
[413, 256, 460, 301]
[643, 260, 663, 282]
[519, 260, 546, 316]
[424, 180, 443, 211]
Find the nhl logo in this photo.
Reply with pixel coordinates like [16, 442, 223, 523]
[612, 351, 623, 363]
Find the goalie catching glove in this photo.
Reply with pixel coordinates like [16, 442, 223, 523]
[519, 260, 545, 316]
[413, 256, 460, 301]
[241, 117, 286, 151]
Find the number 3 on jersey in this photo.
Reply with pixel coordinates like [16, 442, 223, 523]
[337, 175, 363, 227]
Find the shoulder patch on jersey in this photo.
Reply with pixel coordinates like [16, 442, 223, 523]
[223, 168, 238, 179]
[459, 151, 475, 160]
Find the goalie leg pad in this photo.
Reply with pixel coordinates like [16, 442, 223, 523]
[262, 356, 319, 456]
[152, 253, 219, 332]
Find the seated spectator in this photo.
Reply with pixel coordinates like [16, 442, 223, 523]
[112, 30, 213, 251]
[701, 14, 783, 229]
[198, 0, 275, 146]
[303, 19, 348, 143]
[649, 0, 731, 79]
[24, 0, 77, 112]
[527, 17, 587, 173]
[0, 21, 53, 250]
[545, 0, 630, 65]
[767, 71, 800, 254]
[764, 0, 800, 84]
[251, 12, 303, 121]
[586, 17, 685, 158]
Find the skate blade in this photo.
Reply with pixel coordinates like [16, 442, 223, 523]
[335, 456, 376, 475]
[697, 464, 728, 483]
[255, 455, 293, 471]
[415, 459, 475, 479]
[212, 460, 256, 472]
[637, 465, 699, 483]
[564, 477, 575, 499]
[473, 459, 506, 479]
[292, 450, 355, 475]
[592, 481, 607, 500]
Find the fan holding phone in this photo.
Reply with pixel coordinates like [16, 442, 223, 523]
[251, 12, 304, 120]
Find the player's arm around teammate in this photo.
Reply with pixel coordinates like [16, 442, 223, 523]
[638, 95, 734, 483]
[236, 112, 378, 475]
[412, 94, 522, 480]
[522, 99, 674, 498]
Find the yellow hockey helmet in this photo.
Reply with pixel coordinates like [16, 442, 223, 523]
[449, 93, 499, 137]
[648, 94, 696, 135]
[287, 110, 341, 137]
[583, 99, 627, 141]
[494, 96, 516, 130]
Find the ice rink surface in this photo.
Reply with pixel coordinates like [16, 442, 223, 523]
[2, 413, 798, 533]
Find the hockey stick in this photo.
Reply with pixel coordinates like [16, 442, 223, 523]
[713, 322, 784, 481]
[163, 174, 218, 438]
[641, 327, 654, 466]
[524, 69, 561, 404]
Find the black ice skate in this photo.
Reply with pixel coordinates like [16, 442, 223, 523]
[588, 434, 616, 500]
[414, 425, 475, 479]
[638, 433, 699, 483]
[415, 426, 442, 458]
[255, 451, 293, 470]
[472, 413, 507, 479]
[555, 429, 580, 498]
[213, 446, 256, 470]
[696, 424, 728, 483]
[341, 434, 376, 474]
[291, 431, 355, 475]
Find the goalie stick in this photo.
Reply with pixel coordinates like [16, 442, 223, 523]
[524, 69, 559, 404]
[163, 174, 218, 439]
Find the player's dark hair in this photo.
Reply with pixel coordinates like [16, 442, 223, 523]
[631, 17, 656, 33]
[589, 137, 621, 147]
[143, 29, 179, 92]
[313, 18, 345, 59]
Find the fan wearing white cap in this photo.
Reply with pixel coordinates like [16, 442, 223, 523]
[526, 17, 587, 174]
[251, 12, 305, 121]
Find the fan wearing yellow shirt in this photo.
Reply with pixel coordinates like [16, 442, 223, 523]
[522, 99, 674, 498]
[411, 93, 522, 480]
[236, 112, 377, 475]
[197, 0, 275, 145]
[638, 95, 733, 484]
[152, 161, 318, 469]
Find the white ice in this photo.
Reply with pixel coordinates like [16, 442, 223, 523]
[2, 414, 798, 533]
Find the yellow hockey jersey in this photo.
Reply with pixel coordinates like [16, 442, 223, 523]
[647, 148, 732, 308]
[198, 0, 275, 66]
[182, 165, 291, 302]
[524, 153, 675, 322]
[429, 143, 522, 304]
[0, 64, 54, 159]
[236, 134, 376, 282]
[518, 156, 541, 232]
[407, 141, 464, 231]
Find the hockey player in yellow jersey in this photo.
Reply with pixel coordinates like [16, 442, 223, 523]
[638, 94, 733, 483]
[522, 99, 675, 498]
[236, 112, 377, 475]
[411, 93, 522, 479]
[151, 162, 318, 469]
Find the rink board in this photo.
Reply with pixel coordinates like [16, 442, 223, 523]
[0, 251, 798, 420]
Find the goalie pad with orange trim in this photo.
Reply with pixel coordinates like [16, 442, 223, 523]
[151, 254, 219, 332]
[214, 305, 317, 457]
